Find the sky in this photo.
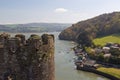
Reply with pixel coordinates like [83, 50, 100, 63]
[0, 0, 120, 24]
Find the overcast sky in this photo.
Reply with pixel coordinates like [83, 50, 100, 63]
[0, 0, 120, 24]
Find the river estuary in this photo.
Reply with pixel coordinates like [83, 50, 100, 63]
[11, 32, 109, 80]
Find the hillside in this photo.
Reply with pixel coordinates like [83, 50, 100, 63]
[0, 23, 71, 33]
[59, 12, 120, 44]
[93, 34, 120, 46]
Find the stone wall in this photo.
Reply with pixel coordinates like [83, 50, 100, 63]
[0, 33, 54, 80]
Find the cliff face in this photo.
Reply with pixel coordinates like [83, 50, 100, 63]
[59, 12, 120, 41]
[0, 33, 54, 80]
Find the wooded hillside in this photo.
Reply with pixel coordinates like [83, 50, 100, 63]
[59, 12, 120, 45]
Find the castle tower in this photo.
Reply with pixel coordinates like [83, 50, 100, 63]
[0, 33, 55, 80]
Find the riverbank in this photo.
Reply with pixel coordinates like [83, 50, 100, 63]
[76, 65, 120, 80]
[73, 45, 120, 80]
[75, 56, 120, 80]
[97, 67, 120, 79]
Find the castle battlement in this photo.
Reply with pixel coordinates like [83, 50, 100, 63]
[0, 33, 55, 80]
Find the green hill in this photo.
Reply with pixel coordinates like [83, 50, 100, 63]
[93, 34, 120, 46]
[59, 12, 120, 46]
[0, 23, 71, 33]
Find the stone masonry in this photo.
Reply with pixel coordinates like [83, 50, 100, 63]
[0, 33, 54, 80]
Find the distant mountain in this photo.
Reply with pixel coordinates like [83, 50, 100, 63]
[0, 23, 71, 33]
[59, 12, 120, 43]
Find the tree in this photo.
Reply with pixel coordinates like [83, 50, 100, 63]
[110, 48, 120, 56]
[76, 31, 93, 47]
[96, 53, 104, 62]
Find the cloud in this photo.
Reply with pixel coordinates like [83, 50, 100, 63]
[54, 8, 68, 13]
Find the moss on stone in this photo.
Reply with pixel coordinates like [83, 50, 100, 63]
[29, 34, 40, 40]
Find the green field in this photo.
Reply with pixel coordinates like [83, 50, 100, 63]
[93, 34, 120, 46]
[97, 67, 120, 79]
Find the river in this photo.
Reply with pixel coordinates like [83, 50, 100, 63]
[10, 32, 109, 80]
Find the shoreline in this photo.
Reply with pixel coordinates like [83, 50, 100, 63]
[76, 65, 120, 80]
[73, 47, 120, 80]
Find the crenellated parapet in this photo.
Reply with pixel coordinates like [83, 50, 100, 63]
[0, 33, 54, 80]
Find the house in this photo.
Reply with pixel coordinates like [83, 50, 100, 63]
[102, 47, 110, 53]
[95, 48, 102, 53]
[104, 53, 111, 58]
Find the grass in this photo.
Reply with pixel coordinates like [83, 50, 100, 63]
[97, 67, 120, 79]
[93, 34, 120, 46]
